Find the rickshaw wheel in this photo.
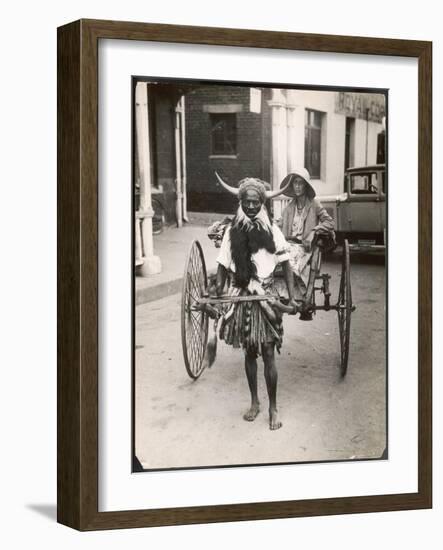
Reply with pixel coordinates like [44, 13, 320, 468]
[337, 239, 352, 377]
[305, 246, 322, 307]
[181, 240, 209, 379]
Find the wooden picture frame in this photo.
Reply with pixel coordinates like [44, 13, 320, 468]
[57, 19, 432, 530]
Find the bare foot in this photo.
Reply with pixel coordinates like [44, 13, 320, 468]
[243, 402, 260, 421]
[269, 409, 282, 430]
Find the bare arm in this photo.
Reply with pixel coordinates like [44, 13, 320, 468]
[282, 259, 294, 301]
[281, 260, 299, 313]
[314, 200, 335, 232]
[303, 200, 334, 251]
[216, 264, 228, 296]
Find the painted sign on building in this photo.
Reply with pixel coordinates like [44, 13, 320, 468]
[335, 92, 386, 123]
[250, 88, 262, 113]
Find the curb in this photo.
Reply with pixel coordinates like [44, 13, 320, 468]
[136, 277, 183, 306]
[136, 268, 216, 306]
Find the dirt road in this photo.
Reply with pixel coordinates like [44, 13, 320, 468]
[135, 252, 386, 470]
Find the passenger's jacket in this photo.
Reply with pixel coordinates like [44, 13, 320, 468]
[279, 198, 335, 240]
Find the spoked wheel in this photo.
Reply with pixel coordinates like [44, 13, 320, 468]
[181, 240, 209, 379]
[305, 246, 322, 307]
[337, 239, 352, 377]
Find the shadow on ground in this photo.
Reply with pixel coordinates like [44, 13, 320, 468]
[26, 504, 57, 522]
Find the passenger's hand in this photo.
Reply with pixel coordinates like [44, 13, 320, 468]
[303, 231, 315, 252]
[207, 280, 218, 297]
[215, 284, 224, 297]
[289, 298, 299, 314]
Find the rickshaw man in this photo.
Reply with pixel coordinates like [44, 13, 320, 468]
[214, 174, 297, 430]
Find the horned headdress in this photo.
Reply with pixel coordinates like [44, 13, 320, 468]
[215, 172, 292, 201]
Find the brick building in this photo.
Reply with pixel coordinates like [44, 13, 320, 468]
[133, 80, 385, 275]
[185, 85, 273, 213]
[184, 86, 386, 214]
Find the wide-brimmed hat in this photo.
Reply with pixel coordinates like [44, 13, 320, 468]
[279, 168, 316, 199]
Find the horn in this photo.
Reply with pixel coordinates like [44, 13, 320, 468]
[266, 179, 292, 199]
[215, 172, 239, 196]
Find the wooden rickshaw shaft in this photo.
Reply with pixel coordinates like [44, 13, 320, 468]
[194, 295, 297, 314]
[194, 296, 355, 314]
[197, 295, 281, 304]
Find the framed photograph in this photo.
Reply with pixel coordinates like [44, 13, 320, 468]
[57, 19, 432, 530]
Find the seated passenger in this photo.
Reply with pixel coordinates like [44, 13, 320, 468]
[277, 168, 335, 312]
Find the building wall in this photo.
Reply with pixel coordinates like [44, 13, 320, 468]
[140, 84, 386, 222]
[185, 85, 272, 213]
[284, 91, 343, 196]
[285, 90, 384, 198]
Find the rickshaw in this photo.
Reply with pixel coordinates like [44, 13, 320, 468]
[181, 228, 355, 381]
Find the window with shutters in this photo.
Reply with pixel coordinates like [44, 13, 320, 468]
[304, 109, 323, 179]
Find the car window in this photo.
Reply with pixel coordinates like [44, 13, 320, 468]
[350, 174, 378, 194]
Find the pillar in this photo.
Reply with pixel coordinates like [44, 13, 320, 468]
[135, 82, 162, 276]
[286, 90, 298, 173]
[180, 95, 189, 222]
[174, 98, 183, 228]
[268, 89, 288, 218]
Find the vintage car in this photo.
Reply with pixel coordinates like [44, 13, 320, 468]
[319, 164, 386, 247]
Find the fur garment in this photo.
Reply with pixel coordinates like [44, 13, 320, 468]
[230, 206, 276, 289]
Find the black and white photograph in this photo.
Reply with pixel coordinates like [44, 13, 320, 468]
[3, 0, 436, 541]
[133, 79, 387, 471]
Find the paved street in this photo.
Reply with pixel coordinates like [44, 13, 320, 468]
[135, 250, 386, 470]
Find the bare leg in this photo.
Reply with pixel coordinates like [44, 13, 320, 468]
[262, 343, 282, 430]
[243, 352, 260, 421]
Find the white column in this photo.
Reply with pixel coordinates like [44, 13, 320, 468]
[181, 95, 189, 222]
[174, 98, 183, 227]
[268, 89, 288, 218]
[135, 82, 161, 276]
[134, 214, 143, 266]
[286, 90, 298, 173]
